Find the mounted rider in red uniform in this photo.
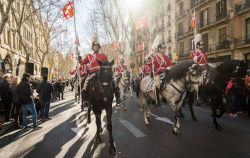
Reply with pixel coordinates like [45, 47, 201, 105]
[81, 41, 122, 106]
[115, 56, 128, 84]
[153, 43, 173, 106]
[143, 53, 153, 77]
[190, 34, 208, 68]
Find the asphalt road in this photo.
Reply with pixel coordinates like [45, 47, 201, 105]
[0, 92, 250, 158]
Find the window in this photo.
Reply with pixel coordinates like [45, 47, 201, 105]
[178, 22, 183, 34]
[246, 18, 250, 41]
[179, 2, 184, 16]
[13, 33, 16, 49]
[202, 33, 209, 51]
[216, 0, 227, 19]
[7, 29, 11, 45]
[190, 38, 194, 50]
[179, 42, 184, 53]
[200, 9, 208, 28]
[219, 27, 227, 42]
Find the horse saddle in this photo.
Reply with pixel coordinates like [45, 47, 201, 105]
[145, 78, 154, 93]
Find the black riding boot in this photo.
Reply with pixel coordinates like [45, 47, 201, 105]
[82, 89, 88, 106]
[156, 88, 161, 106]
[112, 82, 122, 105]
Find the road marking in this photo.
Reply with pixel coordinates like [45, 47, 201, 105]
[119, 120, 146, 138]
[139, 109, 173, 125]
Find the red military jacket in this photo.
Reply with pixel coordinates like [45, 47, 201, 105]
[81, 52, 108, 73]
[143, 64, 152, 75]
[69, 65, 88, 77]
[115, 63, 128, 75]
[190, 49, 208, 65]
[153, 53, 172, 75]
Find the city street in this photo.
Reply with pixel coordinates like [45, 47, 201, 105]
[0, 92, 250, 158]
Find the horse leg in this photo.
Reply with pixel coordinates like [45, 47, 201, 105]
[212, 102, 222, 130]
[94, 111, 102, 143]
[106, 107, 116, 155]
[87, 106, 91, 124]
[188, 93, 197, 122]
[173, 110, 181, 135]
[179, 107, 184, 118]
[143, 104, 149, 126]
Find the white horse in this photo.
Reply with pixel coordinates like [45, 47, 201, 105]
[138, 61, 206, 135]
[117, 71, 132, 111]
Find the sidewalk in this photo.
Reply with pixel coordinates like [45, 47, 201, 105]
[0, 121, 13, 137]
[0, 90, 73, 137]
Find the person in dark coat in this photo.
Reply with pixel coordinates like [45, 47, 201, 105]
[55, 79, 64, 100]
[17, 73, 41, 130]
[10, 76, 22, 129]
[0, 74, 13, 122]
[36, 75, 54, 122]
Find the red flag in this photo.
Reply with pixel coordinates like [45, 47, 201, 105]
[137, 42, 144, 52]
[190, 15, 196, 29]
[63, 1, 74, 20]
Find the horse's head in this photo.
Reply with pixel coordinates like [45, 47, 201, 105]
[97, 59, 114, 83]
[186, 63, 204, 91]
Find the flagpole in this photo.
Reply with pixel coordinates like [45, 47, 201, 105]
[194, 10, 197, 51]
[72, 0, 82, 105]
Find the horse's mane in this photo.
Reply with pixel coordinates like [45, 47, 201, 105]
[167, 61, 194, 81]
[212, 60, 242, 89]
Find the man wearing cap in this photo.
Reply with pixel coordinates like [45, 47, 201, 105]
[151, 43, 173, 106]
[81, 41, 122, 106]
[190, 34, 208, 67]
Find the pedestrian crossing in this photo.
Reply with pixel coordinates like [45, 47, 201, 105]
[71, 104, 174, 140]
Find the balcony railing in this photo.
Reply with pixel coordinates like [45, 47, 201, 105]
[235, 36, 250, 47]
[235, 0, 250, 14]
[178, 40, 231, 58]
[199, 12, 228, 30]
[190, 0, 209, 8]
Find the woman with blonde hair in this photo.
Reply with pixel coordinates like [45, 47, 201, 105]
[11, 76, 22, 129]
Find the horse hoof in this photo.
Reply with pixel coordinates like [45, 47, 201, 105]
[109, 145, 117, 155]
[215, 125, 223, 131]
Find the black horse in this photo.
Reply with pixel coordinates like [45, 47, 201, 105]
[182, 60, 247, 130]
[84, 60, 116, 155]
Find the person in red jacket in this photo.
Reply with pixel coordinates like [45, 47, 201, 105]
[115, 56, 128, 82]
[153, 43, 172, 106]
[190, 34, 208, 67]
[81, 41, 121, 105]
[143, 53, 153, 77]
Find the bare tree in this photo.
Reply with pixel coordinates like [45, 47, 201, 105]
[85, 0, 134, 55]
[0, 0, 15, 34]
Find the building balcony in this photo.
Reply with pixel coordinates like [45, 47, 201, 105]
[234, 36, 250, 47]
[206, 40, 231, 52]
[190, 0, 210, 9]
[199, 12, 229, 30]
[178, 40, 231, 59]
[235, 0, 250, 15]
